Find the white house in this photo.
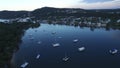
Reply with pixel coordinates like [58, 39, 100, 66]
[97, 23, 101, 27]
[0, 19, 10, 23]
[17, 17, 32, 22]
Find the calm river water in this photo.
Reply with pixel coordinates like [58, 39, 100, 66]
[11, 24, 120, 68]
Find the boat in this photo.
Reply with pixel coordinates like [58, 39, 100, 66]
[20, 62, 29, 68]
[63, 56, 69, 61]
[62, 53, 69, 61]
[52, 43, 60, 47]
[78, 47, 85, 51]
[109, 49, 118, 54]
[36, 54, 40, 59]
[73, 39, 78, 43]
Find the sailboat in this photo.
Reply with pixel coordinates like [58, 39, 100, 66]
[62, 53, 69, 62]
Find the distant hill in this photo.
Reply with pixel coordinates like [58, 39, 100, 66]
[31, 7, 84, 19]
[0, 11, 29, 19]
[32, 7, 120, 19]
[0, 7, 119, 19]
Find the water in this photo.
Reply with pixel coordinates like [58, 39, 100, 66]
[11, 24, 120, 68]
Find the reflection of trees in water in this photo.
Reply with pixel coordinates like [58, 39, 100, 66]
[75, 23, 120, 31]
[0, 22, 40, 68]
[48, 21, 120, 31]
[106, 23, 120, 30]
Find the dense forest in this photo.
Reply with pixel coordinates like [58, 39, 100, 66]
[0, 22, 40, 68]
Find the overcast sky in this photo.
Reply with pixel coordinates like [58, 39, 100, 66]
[0, 0, 119, 11]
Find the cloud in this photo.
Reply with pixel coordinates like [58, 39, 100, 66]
[83, 0, 114, 3]
[70, 0, 120, 9]
[0, 0, 119, 10]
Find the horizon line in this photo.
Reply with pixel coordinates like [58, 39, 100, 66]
[0, 6, 119, 11]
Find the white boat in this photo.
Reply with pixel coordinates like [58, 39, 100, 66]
[78, 47, 85, 51]
[62, 53, 69, 61]
[36, 54, 40, 59]
[73, 39, 79, 43]
[62, 56, 69, 61]
[109, 49, 118, 54]
[52, 43, 60, 47]
[20, 62, 29, 68]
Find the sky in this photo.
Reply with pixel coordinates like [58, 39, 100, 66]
[0, 0, 119, 11]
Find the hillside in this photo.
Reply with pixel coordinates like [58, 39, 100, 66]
[0, 11, 29, 19]
[0, 7, 119, 19]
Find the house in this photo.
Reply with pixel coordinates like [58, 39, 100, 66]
[96, 23, 101, 27]
[101, 23, 107, 27]
[17, 17, 32, 22]
[0, 19, 10, 23]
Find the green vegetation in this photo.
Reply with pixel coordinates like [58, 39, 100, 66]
[0, 22, 40, 68]
[107, 22, 120, 30]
